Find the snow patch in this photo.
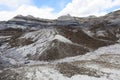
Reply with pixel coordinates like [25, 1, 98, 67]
[0, 36, 11, 39]
[53, 35, 72, 44]
[8, 25, 27, 29]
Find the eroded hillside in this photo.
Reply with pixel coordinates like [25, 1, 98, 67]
[0, 10, 120, 80]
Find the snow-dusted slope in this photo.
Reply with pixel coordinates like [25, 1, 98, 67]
[0, 26, 94, 62]
[0, 28, 57, 62]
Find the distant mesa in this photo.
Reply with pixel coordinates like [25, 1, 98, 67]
[13, 15, 35, 19]
[58, 14, 75, 20]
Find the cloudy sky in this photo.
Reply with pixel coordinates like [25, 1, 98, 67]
[0, 0, 120, 21]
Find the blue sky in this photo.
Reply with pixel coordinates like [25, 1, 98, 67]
[0, 0, 120, 21]
[0, 0, 72, 12]
[33, 0, 71, 13]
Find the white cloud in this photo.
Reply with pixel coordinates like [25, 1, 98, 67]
[0, 5, 57, 21]
[0, 0, 120, 21]
[0, 0, 32, 9]
[17, 5, 57, 19]
[59, 0, 120, 17]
